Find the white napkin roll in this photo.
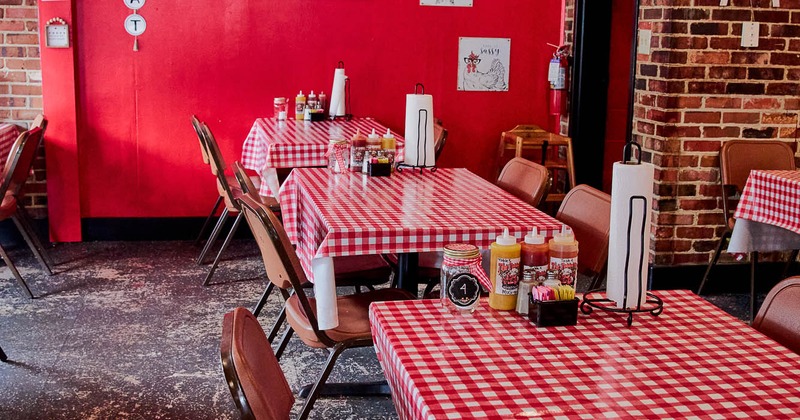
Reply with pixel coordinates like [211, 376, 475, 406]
[606, 161, 654, 309]
[329, 68, 347, 118]
[403, 93, 435, 167]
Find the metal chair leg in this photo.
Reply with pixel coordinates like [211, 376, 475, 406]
[297, 343, 348, 420]
[252, 282, 274, 318]
[697, 230, 730, 295]
[11, 215, 52, 275]
[274, 326, 293, 361]
[194, 196, 223, 246]
[15, 204, 54, 270]
[267, 305, 286, 344]
[0, 344, 7, 362]
[750, 251, 758, 324]
[197, 208, 229, 265]
[0, 244, 33, 299]
[202, 213, 242, 286]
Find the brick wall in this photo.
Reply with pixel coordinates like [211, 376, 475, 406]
[1, 0, 45, 217]
[634, 0, 800, 266]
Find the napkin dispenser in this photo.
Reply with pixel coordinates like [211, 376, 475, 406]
[368, 162, 392, 177]
[528, 297, 579, 327]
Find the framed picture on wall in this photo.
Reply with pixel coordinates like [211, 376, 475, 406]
[458, 37, 510, 92]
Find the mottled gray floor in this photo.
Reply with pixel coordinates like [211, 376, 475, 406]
[0, 240, 395, 419]
[0, 240, 754, 419]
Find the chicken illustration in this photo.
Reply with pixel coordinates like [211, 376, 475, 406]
[462, 52, 507, 91]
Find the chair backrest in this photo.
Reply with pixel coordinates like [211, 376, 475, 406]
[221, 307, 295, 420]
[202, 123, 239, 210]
[496, 157, 551, 207]
[719, 140, 796, 222]
[31, 114, 47, 137]
[753, 276, 800, 355]
[434, 120, 448, 160]
[556, 184, 612, 281]
[1, 127, 42, 198]
[233, 161, 259, 197]
[238, 194, 332, 346]
[191, 115, 210, 166]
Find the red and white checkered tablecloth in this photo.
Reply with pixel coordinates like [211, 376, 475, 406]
[370, 290, 800, 420]
[734, 169, 800, 235]
[0, 124, 20, 173]
[278, 168, 565, 282]
[241, 117, 405, 196]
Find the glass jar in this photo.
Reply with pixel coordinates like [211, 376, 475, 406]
[327, 139, 350, 173]
[441, 244, 484, 314]
[273, 97, 287, 121]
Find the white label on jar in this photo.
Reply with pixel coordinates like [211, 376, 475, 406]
[278, 111, 287, 120]
[495, 257, 520, 295]
[550, 256, 578, 287]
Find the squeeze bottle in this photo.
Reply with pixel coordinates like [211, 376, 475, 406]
[489, 228, 521, 310]
[549, 226, 579, 287]
[295, 91, 306, 120]
[520, 227, 549, 286]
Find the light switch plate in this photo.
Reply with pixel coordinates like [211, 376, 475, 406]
[720, 0, 729, 5]
[638, 29, 652, 55]
[741, 22, 759, 48]
[772, 0, 780, 6]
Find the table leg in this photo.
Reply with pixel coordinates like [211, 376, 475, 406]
[396, 253, 419, 295]
[0, 344, 7, 362]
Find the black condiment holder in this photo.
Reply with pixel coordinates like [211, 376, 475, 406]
[580, 141, 664, 326]
[397, 83, 437, 174]
[528, 297, 579, 327]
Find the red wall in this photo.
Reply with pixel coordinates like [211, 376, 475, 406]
[49, 1, 561, 229]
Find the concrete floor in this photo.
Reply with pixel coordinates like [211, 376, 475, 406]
[0, 240, 752, 419]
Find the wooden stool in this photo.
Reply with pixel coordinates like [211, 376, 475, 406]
[497, 125, 575, 204]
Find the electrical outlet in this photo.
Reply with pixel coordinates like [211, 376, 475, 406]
[772, 0, 780, 7]
[720, 0, 729, 5]
[637, 30, 652, 55]
[741, 22, 760, 48]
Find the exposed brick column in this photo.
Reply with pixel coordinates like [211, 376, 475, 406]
[635, 0, 800, 266]
[1, 0, 45, 217]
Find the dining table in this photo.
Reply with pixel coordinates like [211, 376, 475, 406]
[370, 289, 800, 419]
[0, 123, 20, 173]
[728, 169, 800, 253]
[278, 167, 565, 330]
[241, 117, 405, 198]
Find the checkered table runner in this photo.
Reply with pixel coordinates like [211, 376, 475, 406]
[0, 124, 20, 173]
[734, 169, 800, 235]
[241, 117, 405, 196]
[370, 290, 800, 419]
[278, 168, 564, 282]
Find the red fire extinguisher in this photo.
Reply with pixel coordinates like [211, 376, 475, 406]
[547, 45, 570, 127]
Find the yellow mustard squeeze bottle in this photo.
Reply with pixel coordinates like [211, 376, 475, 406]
[489, 228, 521, 310]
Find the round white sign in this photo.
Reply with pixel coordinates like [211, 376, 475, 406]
[123, 0, 146, 10]
[124, 14, 146, 36]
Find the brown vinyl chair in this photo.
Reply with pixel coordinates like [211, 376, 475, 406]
[238, 194, 414, 419]
[496, 157, 552, 207]
[0, 127, 54, 298]
[233, 161, 394, 343]
[190, 116, 262, 253]
[697, 140, 797, 322]
[221, 307, 295, 420]
[752, 276, 800, 355]
[556, 184, 612, 291]
[433, 119, 448, 160]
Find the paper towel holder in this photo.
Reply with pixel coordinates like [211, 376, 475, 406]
[579, 141, 663, 327]
[397, 83, 437, 173]
[330, 61, 353, 121]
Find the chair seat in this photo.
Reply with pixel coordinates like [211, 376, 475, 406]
[285, 288, 414, 348]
